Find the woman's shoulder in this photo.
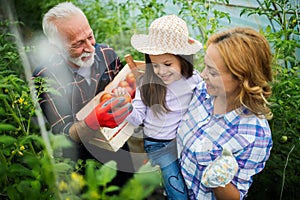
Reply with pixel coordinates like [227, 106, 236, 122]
[191, 69, 202, 82]
[183, 69, 203, 89]
[235, 109, 272, 138]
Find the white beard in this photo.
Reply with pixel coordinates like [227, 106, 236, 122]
[68, 51, 95, 68]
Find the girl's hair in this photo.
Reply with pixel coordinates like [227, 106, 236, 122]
[139, 54, 194, 116]
[42, 2, 86, 45]
[207, 27, 273, 119]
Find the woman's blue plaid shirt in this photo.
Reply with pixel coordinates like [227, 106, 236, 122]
[177, 81, 273, 200]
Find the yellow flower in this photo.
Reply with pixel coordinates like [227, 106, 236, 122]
[292, 19, 297, 24]
[89, 190, 100, 199]
[20, 145, 25, 151]
[18, 97, 24, 104]
[59, 181, 68, 191]
[71, 172, 85, 188]
[71, 172, 80, 180]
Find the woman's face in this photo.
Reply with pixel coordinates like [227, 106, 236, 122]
[149, 54, 182, 85]
[201, 44, 240, 99]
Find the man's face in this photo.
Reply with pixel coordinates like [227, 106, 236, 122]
[57, 14, 96, 68]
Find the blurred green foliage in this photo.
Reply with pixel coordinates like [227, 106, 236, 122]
[241, 1, 300, 199]
[1, 0, 299, 199]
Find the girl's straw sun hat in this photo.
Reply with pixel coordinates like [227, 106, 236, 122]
[131, 15, 202, 55]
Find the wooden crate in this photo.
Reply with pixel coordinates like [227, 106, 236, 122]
[76, 59, 144, 152]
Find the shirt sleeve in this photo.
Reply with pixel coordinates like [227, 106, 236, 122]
[125, 87, 146, 126]
[232, 119, 273, 198]
[32, 67, 74, 135]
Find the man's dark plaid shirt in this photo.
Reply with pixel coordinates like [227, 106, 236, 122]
[33, 44, 123, 136]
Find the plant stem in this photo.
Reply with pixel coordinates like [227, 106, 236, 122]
[0, 151, 9, 185]
[3, 98, 26, 135]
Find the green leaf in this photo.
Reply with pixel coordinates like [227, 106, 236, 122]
[54, 162, 73, 173]
[0, 84, 13, 89]
[119, 163, 161, 199]
[266, 25, 271, 33]
[0, 163, 8, 177]
[20, 134, 45, 145]
[16, 180, 41, 199]
[0, 94, 9, 100]
[7, 185, 20, 200]
[105, 185, 120, 193]
[0, 123, 17, 131]
[9, 163, 34, 178]
[49, 134, 72, 149]
[0, 134, 17, 145]
[96, 160, 117, 186]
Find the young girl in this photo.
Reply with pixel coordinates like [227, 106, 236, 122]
[116, 15, 202, 199]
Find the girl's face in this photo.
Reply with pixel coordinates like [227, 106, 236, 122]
[201, 44, 240, 99]
[149, 54, 182, 85]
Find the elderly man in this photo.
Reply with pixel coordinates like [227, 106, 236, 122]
[33, 2, 134, 187]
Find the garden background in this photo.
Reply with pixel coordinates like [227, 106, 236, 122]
[0, 0, 299, 199]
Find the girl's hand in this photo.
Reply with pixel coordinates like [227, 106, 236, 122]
[112, 87, 132, 103]
[112, 87, 130, 97]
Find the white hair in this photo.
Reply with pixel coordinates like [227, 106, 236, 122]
[42, 2, 86, 44]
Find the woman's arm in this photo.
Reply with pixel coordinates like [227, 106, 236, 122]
[213, 183, 240, 200]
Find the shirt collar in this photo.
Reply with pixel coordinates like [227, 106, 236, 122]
[206, 95, 248, 125]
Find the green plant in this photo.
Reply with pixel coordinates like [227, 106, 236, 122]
[174, 0, 230, 43]
[5, 1, 300, 199]
[0, 20, 61, 200]
[241, 1, 300, 199]
[0, 18, 162, 200]
[118, 163, 162, 200]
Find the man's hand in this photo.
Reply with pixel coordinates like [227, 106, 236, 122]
[84, 97, 133, 130]
[69, 120, 98, 143]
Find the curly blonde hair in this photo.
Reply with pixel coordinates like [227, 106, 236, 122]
[207, 27, 273, 119]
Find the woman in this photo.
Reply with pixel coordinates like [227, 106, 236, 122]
[177, 27, 273, 200]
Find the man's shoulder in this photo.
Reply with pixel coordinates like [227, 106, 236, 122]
[95, 43, 114, 54]
[94, 43, 122, 70]
[32, 53, 67, 77]
[32, 60, 70, 81]
[95, 43, 115, 58]
[96, 43, 109, 49]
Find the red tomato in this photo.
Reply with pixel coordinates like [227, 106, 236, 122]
[118, 80, 130, 88]
[100, 93, 113, 103]
[125, 86, 132, 95]
[126, 72, 136, 87]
